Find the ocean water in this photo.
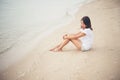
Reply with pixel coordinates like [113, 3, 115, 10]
[0, 0, 93, 71]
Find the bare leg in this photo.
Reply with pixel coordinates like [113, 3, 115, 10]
[70, 38, 82, 50]
[57, 39, 70, 51]
[50, 38, 82, 52]
[50, 39, 70, 51]
[57, 38, 82, 51]
[49, 44, 60, 51]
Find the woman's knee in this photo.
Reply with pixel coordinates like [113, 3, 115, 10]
[70, 38, 78, 41]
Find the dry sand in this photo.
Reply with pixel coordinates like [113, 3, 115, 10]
[0, 0, 120, 80]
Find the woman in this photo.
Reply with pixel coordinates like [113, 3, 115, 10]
[50, 16, 93, 52]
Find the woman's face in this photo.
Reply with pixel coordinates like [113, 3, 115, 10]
[81, 20, 86, 29]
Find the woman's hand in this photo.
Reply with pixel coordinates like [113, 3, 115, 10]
[63, 34, 70, 39]
[63, 34, 67, 39]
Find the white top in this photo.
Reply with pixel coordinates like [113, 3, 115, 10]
[80, 28, 93, 50]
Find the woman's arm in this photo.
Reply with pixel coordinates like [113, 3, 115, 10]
[65, 32, 86, 39]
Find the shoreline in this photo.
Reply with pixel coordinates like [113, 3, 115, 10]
[0, 0, 120, 80]
[0, 0, 94, 72]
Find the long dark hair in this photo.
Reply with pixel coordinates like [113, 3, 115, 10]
[81, 16, 93, 30]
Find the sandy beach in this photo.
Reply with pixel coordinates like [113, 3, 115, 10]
[0, 0, 120, 80]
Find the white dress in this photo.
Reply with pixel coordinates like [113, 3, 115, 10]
[80, 28, 93, 51]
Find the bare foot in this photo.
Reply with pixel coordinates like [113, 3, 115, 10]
[49, 47, 58, 51]
[49, 45, 61, 51]
[49, 48, 55, 51]
[52, 48, 62, 52]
